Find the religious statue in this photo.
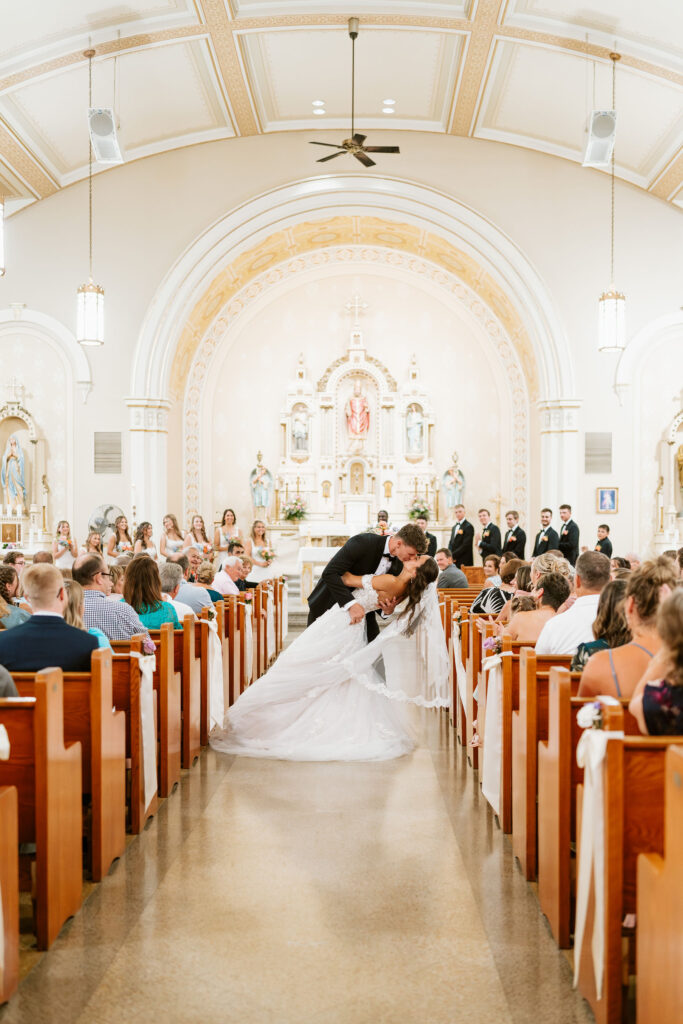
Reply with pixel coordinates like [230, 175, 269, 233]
[442, 452, 465, 517]
[1, 434, 28, 514]
[291, 406, 309, 454]
[350, 462, 364, 495]
[677, 443, 683, 489]
[345, 379, 370, 440]
[405, 403, 424, 455]
[249, 452, 273, 514]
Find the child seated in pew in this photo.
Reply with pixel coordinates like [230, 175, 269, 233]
[123, 556, 180, 629]
[577, 558, 678, 700]
[64, 579, 112, 649]
[504, 572, 570, 644]
[629, 588, 683, 736]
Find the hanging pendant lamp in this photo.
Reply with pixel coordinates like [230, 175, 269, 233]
[77, 48, 104, 346]
[597, 53, 626, 353]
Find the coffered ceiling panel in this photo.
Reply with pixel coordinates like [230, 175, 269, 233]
[0, 1, 199, 72]
[0, 40, 233, 185]
[476, 40, 683, 187]
[233, 1, 471, 16]
[502, 1, 683, 70]
[240, 27, 465, 131]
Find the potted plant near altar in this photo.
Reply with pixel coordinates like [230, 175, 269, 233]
[281, 496, 307, 522]
[407, 498, 432, 521]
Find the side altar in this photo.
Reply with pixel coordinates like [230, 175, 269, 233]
[272, 299, 444, 537]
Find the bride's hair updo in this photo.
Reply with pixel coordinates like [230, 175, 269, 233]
[398, 557, 439, 629]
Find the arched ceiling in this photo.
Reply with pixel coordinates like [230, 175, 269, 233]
[1, 1, 681, 211]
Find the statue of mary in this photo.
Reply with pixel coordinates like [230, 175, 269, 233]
[1, 434, 28, 513]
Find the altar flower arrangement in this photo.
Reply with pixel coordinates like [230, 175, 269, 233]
[407, 498, 432, 520]
[281, 496, 307, 522]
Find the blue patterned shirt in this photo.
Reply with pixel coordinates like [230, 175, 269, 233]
[83, 590, 152, 648]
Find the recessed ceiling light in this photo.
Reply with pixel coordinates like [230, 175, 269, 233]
[383, 98, 396, 105]
[313, 108, 326, 115]
[312, 100, 325, 107]
[382, 107, 395, 114]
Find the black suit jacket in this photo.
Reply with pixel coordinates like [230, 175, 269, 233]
[0, 615, 98, 673]
[449, 520, 474, 567]
[503, 527, 526, 560]
[532, 527, 560, 557]
[478, 523, 502, 559]
[558, 520, 580, 565]
[425, 532, 437, 558]
[595, 537, 613, 558]
[307, 533, 402, 642]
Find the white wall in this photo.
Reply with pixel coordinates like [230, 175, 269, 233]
[0, 131, 680, 550]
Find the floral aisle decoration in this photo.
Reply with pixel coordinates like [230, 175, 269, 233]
[281, 496, 307, 522]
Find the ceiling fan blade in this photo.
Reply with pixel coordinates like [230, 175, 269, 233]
[317, 151, 346, 163]
[363, 146, 400, 154]
[354, 150, 375, 167]
[310, 141, 345, 149]
[352, 133, 366, 145]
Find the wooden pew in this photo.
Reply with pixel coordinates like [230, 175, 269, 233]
[0, 671, 82, 949]
[13, 648, 126, 882]
[274, 577, 285, 656]
[574, 713, 682, 1024]
[164, 617, 200, 771]
[237, 593, 253, 692]
[511, 648, 573, 880]
[222, 595, 239, 706]
[637, 744, 683, 1024]
[462, 566, 485, 585]
[464, 612, 490, 768]
[0, 786, 19, 1005]
[195, 611, 211, 747]
[112, 623, 181, 796]
[111, 642, 158, 835]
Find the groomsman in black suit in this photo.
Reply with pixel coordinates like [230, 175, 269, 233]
[415, 515, 437, 557]
[448, 504, 474, 567]
[558, 503, 580, 565]
[503, 510, 526, 559]
[476, 508, 502, 561]
[532, 508, 560, 557]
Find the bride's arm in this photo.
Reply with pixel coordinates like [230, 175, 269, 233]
[340, 566, 414, 595]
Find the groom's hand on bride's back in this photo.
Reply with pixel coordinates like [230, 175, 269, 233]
[348, 602, 365, 624]
[378, 595, 398, 615]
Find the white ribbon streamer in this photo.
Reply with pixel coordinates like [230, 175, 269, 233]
[480, 658, 504, 815]
[244, 605, 254, 685]
[206, 619, 225, 729]
[573, 726, 624, 999]
[0, 724, 9, 761]
[282, 582, 289, 642]
[266, 597, 275, 662]
[452, 625, 467, 710]
[131, 652, 158, 813]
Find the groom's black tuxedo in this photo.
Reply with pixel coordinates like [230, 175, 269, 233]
[307, 533, 403, 643]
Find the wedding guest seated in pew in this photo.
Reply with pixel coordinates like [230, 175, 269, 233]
[0, 665, 18, 696]
[0, 569, 29, 629]
[2, 550, 26, 576]
[167, 553, 213, 612]
[471, 557, 522, 614]
[196, 560, 223, 602]
[236, 556, 257, 591]
[108, 563, 126, 599]
[123, 555, 179, 629]
[572, 578, 629, 671]
[212, 556, 241, 596]
[505, 572, 570, 643]
[610, 555, 631, 577]
[535, 550, 610, 657]
[435, 548, 468, 589]
[32, 550, 54, 564]
[159, 561, 196, 619]
[625, 551, 642, 570]
[577, 558, 678, 699]
[227, 539, 245, 559]
[74, 554, 154, 650]
[64, 579, 112, 649]
[629, 589, 683, 735]
[0, 563, 98, 671]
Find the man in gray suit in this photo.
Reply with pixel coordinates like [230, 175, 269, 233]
[435, 548, 468, 589]
[0, 665, 18, 697]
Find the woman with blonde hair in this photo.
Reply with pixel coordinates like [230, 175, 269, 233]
[244, 519, 274, 583]
[160, 514, 185, 559]
[81, 530, 103, 555]
[64, 579, 111, 649]
[183, 514, 213, 558]
[53, 519, 77, 570]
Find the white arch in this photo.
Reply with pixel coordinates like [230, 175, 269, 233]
[0, 307, 93, 402]
[130, 175, 574, 403]
[615, 311, 683, 395]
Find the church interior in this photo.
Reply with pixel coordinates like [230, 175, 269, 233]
[0, 2, 682, 1022]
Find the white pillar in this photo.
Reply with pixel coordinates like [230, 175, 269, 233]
[538, 400, 581, 516]
[126, 398, 172, 535]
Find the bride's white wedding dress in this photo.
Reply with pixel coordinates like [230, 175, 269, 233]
[210, 575, 449, 762]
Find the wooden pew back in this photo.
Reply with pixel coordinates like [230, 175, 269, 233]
[111, 643, 158, 834]
[0, 785, 19, 1004]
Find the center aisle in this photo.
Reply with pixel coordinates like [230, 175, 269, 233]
[3, 715, 592, 1023]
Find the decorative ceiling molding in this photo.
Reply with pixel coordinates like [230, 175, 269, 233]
[449, 0, 503, 136]
[0, 118, 58, 198]
[197, 0, 258, 135]
[649, 147, 683, 201]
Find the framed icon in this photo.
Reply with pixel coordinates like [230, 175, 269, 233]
[596, 487, 618, 513]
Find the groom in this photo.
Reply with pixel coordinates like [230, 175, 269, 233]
[307, 523, 427, 643]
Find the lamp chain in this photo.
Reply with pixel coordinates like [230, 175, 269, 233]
[88, 51, 93, 279]
[610, 53, 617, 285]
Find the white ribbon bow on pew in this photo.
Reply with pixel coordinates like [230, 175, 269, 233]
[0, 724, 9, 761]
[573, 711, 624, 1000]
[130, 652, 158, 813]
[206, 618, 225, 730]
[452, 624, 467, 710]
[479, 652, 511, 816]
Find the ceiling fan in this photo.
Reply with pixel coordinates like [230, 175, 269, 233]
[310, 18, 400, 168]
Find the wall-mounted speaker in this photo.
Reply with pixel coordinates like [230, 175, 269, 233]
[88, 107, 124, 164]
[582, 110, 617, 168]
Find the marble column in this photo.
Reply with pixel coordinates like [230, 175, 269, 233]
[126, 398, 172, 534]
[538, 400, 581, 515]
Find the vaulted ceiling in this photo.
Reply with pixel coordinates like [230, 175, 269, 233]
[1, 1, 681, 211]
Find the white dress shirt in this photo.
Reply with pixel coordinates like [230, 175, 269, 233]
[212, 570, 240, 596]
[535, 593, 601, 656]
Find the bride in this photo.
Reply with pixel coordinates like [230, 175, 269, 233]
[209, 556, 449, 762]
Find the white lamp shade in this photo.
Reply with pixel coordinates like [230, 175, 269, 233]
[597, 287, 626, 352]
[0, 199, 5, 276]
[76, 280, 105, 345]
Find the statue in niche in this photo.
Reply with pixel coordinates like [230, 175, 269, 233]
[677, 443, 683, 490]
[405, 403, 424, 455]
[1, 434, 28, 513]
[250, 452, 273, 513]
[345, 379, 370, 440]
[291, 405, 309, 454]
[350, 463, 365, 495]
[442, 452, 466, 517]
